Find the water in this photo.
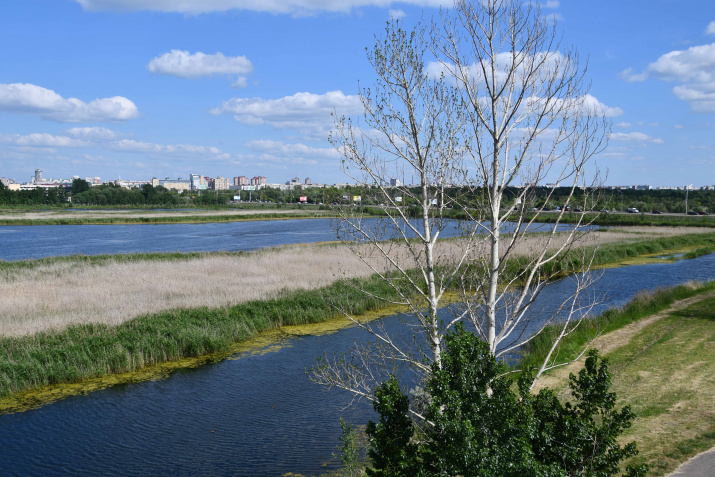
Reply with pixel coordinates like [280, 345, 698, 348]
[0, 219, 578, 261]
[1, 252, 715, 476]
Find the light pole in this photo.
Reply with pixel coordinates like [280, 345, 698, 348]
[685, 185, 689, 214]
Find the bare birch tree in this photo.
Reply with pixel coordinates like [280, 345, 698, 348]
[312, 0, 610, 410]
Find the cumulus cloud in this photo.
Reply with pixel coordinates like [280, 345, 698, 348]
[0, 133, 89, 148]
[0, 83, 139, 123]
[707, 21, 715, 36]
[147, 50, 253, 79]
[620, 39, 715, 112]
[616, 122, 632, 128]
[610, 132, 664, 144]
[76, 0, 445, 15]
[211, 90, 362, 134]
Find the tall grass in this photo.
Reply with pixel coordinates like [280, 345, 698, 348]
[0, 275, 401, 398]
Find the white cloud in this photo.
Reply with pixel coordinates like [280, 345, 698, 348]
[707, 21, 715, 36]
[76, 0, 445, 16]
[579, 94, 624, 117]
[0, 83, 139, 123]
[112, 139, 225, 156]
[542, 1, 559, 7]
[231, 77, 248, 89]
[616, 122, 632, 128]
[246, 139, 340, 159]
[620, 40, 715, 112]
[527, 93, 623, 117]
[389, 9, 406, 19]
[674, 124, 684, 129]
[211, 90, 362, 134]
[0, 133, 89, 148]
[610, 132, 664, 144]
[65, 127, 122, 140]
[147, 50, 253, 79]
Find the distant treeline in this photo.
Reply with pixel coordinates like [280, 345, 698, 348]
[1, 179, 712, 213]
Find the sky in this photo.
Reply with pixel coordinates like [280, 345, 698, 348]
[0, 0, 714, 187]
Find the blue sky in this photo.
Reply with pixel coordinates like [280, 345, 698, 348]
[0, 0, 714, 186]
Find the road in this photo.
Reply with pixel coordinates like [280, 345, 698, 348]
[667, 446, 715, 476]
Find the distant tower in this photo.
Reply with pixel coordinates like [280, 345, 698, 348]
[305, 177, 312, 185]
[34, 169, 42, 183]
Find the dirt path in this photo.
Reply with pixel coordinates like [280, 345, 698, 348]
[533, 291, 715, 392]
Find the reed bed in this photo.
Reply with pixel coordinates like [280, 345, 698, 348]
[1, 227, 715, 400]
[1, 227, 713, 338]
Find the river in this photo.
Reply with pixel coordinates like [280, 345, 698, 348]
[1, 250, 714, 476]
[0, 218, 581, 261]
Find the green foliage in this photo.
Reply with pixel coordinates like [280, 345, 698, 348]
[366, 325, 647, 477]
[366, 376, 418, 477]
[71, 178, 90, 194]
[334, 418, 364, 477]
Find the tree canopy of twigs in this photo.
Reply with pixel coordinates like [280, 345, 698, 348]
[312, 0, 610, 415]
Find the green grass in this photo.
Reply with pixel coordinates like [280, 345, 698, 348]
[602, 294, 715, 475]
[530, 211, 715, 228]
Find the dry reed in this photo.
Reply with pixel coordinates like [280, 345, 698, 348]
[0, 226, 709, 337]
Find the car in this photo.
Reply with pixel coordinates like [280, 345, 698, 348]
[652, 210, 662, 214]
[687, 211, 699, 215]
[600, 208, 609, 213]
[627, 207, 639, 213]
[573, 208, 582, 212]
[698, 211, 708, 215]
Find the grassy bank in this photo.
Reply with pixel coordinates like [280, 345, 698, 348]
[2, 231, 715, 409]
[530, 211, 715, 228]
[523, 284, 715, 475]
[521, 281, 715, 370]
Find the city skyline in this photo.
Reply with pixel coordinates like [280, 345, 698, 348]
[1, 1, 714, 185]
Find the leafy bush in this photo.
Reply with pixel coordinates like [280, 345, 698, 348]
[366, 325, 647, 476]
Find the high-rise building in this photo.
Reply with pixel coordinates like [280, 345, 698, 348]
[305, 177, 312, 185]
[34, 169, 42, 183]
[215, 176, 230, 190]
[234, 176, 249, 186]
[251, 176, 267, 186]
[190, 173, 202, 190]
